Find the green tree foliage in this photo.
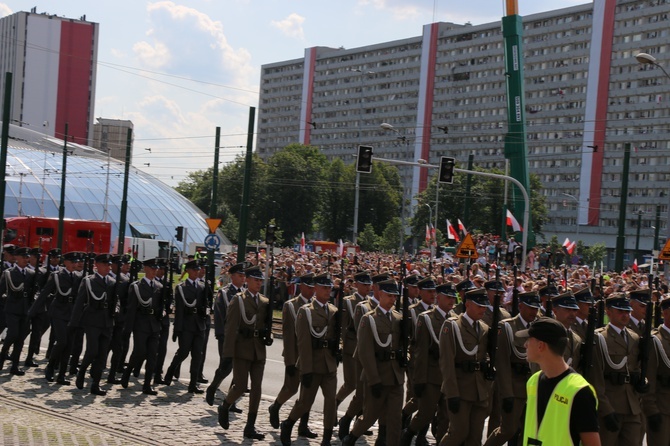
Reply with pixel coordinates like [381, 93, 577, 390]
[582, 242, 607, 266]
[358, 223, 380, 252]
[378, 217, 403, 253]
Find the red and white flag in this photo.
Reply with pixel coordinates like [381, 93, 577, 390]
[446, 219, 460, 241]
[457, 219, 467, 235]
[300, 232, 306, 253]
[430, 224, 437, 247]
[565, 240, 576, 255]
[425, 224, 431, 246]
[506, 210, 522, 232]
[562, 237, 571, 248]
[338, 239, 344, 256]
[632, 258, 639, 273]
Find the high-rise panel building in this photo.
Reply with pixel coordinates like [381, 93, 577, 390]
[91, 118, 134, 163]
[257, 0, 670, 262]
[0, 9, 99, 145]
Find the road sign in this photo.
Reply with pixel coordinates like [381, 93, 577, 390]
[205, 218, 221, 234]
[204, 234, 221, 251]
[455, 233, 478, 259]
[659, 239, 670, 261]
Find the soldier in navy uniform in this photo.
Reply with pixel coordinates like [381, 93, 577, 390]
[164, 259, 207, 394]
[42, 248, 62, 360]
[154, 258, 173, 385]
[106, 254, 131, 385]
[0, 244, 17, 338]
[37, 251, 81, 384]
[70, 254, 117, 395]
[25, 248, 48, 367]
[0, 247, 37, 375]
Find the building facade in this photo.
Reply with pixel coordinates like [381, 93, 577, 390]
[257, 0, 670, 263]
[91, 118, 134, 163]
[0, 9, 99, 145]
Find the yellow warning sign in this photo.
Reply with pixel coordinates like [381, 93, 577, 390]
[659, 239, 670, 261]
[205, 218, 221, 234]
[455, 233, 478, 259]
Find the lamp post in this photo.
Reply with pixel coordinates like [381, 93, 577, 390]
[562, 193, 580, 249]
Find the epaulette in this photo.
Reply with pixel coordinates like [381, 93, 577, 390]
[595, 326, 606, 334]
[448, 315, 459, 321]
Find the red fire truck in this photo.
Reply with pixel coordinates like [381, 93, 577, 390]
[3, 217, 111, 254]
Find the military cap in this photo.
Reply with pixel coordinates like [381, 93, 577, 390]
[574, 287, 594, 304]
[156, 258, 168, 269]
[372, 273, 390, 284]
[378, 278, 400, 295]
[62, 251, 81, 262]
[244, 265, 264, 280]
[436, 283, 457, 297]
[228, 262, 248, 275]
[628, 289, 651, 304]
[184, 259, 201, 270]
[605, 293, 632, 311]
[518, 290, 541, 309]
[456, 278, 476, 292]
[29, 247, 42, 256]
[94, 253, 113, 264]
[517, 317, 568, 345]
[404, 274, 421, 286]
[143, 258, 159, 268]
[465, 287, 488, 306]
[14, 247, 30, 257]
[484, 280, 505, 292]
[417, 276, 437, 290]
[551, 292, 579, 310]
[120, 254, 132, 264]
[75, 252, 88, 261]
[47, 248, 61, 257]
[354, 271, 372, 284]
[3, 244, 16, 253]
[660, 297, 670, 311]
[538, 285, 559, 297]
[314, 273, 333, 287]
[111, 255, 122, 263]
[298, 272, 315, 287]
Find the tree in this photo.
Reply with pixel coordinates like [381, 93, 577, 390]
[582, 242, 607, 266]
[358, 223, 380, 252]
[318, 158, 353, 241]
[378, 217, 403, 253]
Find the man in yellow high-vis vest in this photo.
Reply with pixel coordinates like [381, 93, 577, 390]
[518, 317, 600, 446]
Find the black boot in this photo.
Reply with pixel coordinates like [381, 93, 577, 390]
[154, 373, 166, 385]
[45, 364, 55, 382]
[298, 412, 318, 438]
[206, 368, 226, 406]
[121, 367, 132, 389]
[338, 416, 353, 440]
[399, 428, 416, 446]
[24, 357, 38, 367]
[56, 370, 71, 385]
[10, 363, 25, 376]
[268, 401, 281, 428]
[107, 363, 122, 384]
[230, 402, 243, 414]
[280, 417, 297, 446]
[415, 425, 429, 446]
[164, 364, 175, 386]
[375, 425, 387, 446]
[321, 427, 333, 446]
[218, 401, 230, 430]
[142, 383, 158, 395]
[243, 412, 265, 440]
[188, 381, 204, 394]
[75, 369, 85, 389]
[342, 435, 359, 446]
[91, 383, 107, 396]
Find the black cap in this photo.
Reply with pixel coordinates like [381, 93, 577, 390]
[465, 288, 488, 306]
[3, 244, 16, 254]
[372, 273, 390, 284]
[14, 247, 30, 257]
[244, 265, 264, 280]
[519, 291, 541, 309]
[552, 292, 579, 310]
[94, 254, 113, 264]
[228, 262, 249, 275]
[517, 317, 568, 345]
[628, 289, 651, 305]
[184, 260, 201, 270]
[314, 273, 333, 287]
[484, 280, 505, 292]
[29, 247, 42, 256]
[403, 274, 420, 286]
[298, 272, 315, 287]
[660, 297, 670, 311]
[417, 276, 437, 290]
[456, 279, 476, 292]
[48, 248, 61, 257]
[605, 293, 632, 311]
[378, 278, 399, 295]
[156, 258, 168, 269]
[62, 251, 81, 262]
[143, 258, 159, 268]
[436, 283, 457, 297]
[574, 287, 594, 304]
[538, 285, 559, 297]
[354, 271, 372, 284]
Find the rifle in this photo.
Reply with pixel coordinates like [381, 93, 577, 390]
[165, 250, 175, 316]
[108, 256, 122, 317]
[638, 274, 654, 393]
[581, 303, 597, 382]
[86, 252, 95, 276]
[400, 258, 410, 367]
[264, 245, 274, 346]
[332, 259, 345, 365]
[654, 276, 662, 328]
[545, 275, 554, 318]
[511, 265, 519, 317]
[485, 268, 501, 381]
[597, 275, 605, 328]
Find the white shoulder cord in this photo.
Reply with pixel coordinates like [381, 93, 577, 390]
[346, 298, 355, 317]
[85, 277, 106, 301]
[304, 307, 328, 338]
[6, 270, 24, 292]
[178, 285, 197, 308]
[503, 322, 527, 360]
[53, 273, 71, 296]
[366, 314, 392, 348]
[449, 319, 479, 357]
[422, 313, 440, 344]
[132, 283, 152, 306]
[653, 335, 670, 369]
[236, 294, 257, 325]
[596, 332, 628, 370]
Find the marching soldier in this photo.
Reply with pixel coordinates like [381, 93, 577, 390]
[70, 254, 117, 395]
[269, 272, 317, 437]
[572, 287, 594, 341]
[550, 292, 582, 370]
[591, 294, 645, 445]
[642, 296, 670, 444]
[482, 279, 510, 328]
[483, 291, 540, 446]
[627, 289, 649, 337]
[0, 247, 37, 375]
[342, 278, 404, 446]
[196, 259, 213, 385]
[43, 248, 62, 359]
[164, 260, 207, 394]
[106, 254, 131, 385]
[538, 284, 558, 316]
[400, 282, 457, 446]
[451, 278, 476, 316]
[404, 273, 421, 305]
[122, 258, 163, 395]
[280, 273, 339, 446]
[25, 248, 47, 367]
[218, 265, 272, 440]
[154, 258, 173, 385]
[438, 287, 491, 446]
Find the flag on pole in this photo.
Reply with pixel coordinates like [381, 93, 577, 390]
[457, 219, 467, 235]
[430, 224, 437, 247]
[338, 239, 344, 256]
[425, 224, 431, 246]
[632, 258, 639, 273]
[300, 232, 306, 253]
[446, 219, 460, 242]
[566, 241, 576, 255]
[562, 237, 571, 248]
[506, 210, 522, 232]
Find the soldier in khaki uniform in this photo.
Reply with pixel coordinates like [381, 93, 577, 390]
[280, 273, 339, 446]
[450, 278, 476, 317]
[217, 266, 272, 441]
[642, 297, 670, 445]
[592, 294, 645, 445]
[342, 278, 404, 446]
[269, 273, 317, 438]
[550, 292, 582, 371]
[400, 282, 457, 446]
[483, 291, 540, 446]
[627, 289, 650, 337]
[572, 287, 594, 341]
[438, 287, 491, 446]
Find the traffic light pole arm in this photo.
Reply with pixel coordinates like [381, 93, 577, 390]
[371, 157, 529, 271]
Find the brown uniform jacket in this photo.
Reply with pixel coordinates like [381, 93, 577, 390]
[496, 315, 532, 400]
[222, 289, 270, 362]
[342, 292, 366, 356]
[281, 294, 310, 366]
[481, 305, 510, 329]
[439, 314, 490, 403]
[295, 300, 338, 375]
[627, 317, 645, 337]
[357, 306, 404, 386]
[572, 317, 588, 341]
[643, 326, 670, 416]
[413, 307, 446, 387]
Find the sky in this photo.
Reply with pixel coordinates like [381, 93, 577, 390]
[0, 0, 585, 187]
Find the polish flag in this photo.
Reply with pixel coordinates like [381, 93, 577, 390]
[446, 219, 460, 241]
[632, 258, 639, 273]
[506, 210, 522, 232]
[457, 219, 467, 235]
[566, 241, 576, 255]
[300, 232, 306, 253]
[430, 224, 437, 247]
[562, 237, 571, 248]
[338, 239, 344, 256]
[425, 224, 431, 246]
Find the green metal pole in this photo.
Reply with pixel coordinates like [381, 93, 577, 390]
[614, 143, 631, 271]
[634, 210, 642, 265]
[463, 153, 474, 229]
[57, 123, 69, 252]
[208, 127, 220, 287]
[117, 128, 132, 255]
[654, 205, 661, 251]
[0, 72, 12, 243]
[237, 107, 255, 263]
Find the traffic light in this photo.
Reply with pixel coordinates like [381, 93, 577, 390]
[175, 226, 184, 242]
[265, 224, 277, 245]
[438, 157, 455, 184]
[356, 145, 373, 173]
